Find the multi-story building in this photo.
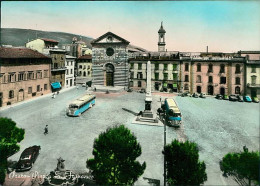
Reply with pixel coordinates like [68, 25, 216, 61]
[65, 55, 76, 88]
[180, 52, 245, 95]
[129, 52, 180, 91]
[49, 49, 67, 91]
[0, 47, 51, 107]
[25, 38, 67, 91]
[62, 37, 88, 58]
[91, 32, 129, 87]
[77, 55, 92, 78]
[239, 51, 260, 98]
[26, 38, 59, 53]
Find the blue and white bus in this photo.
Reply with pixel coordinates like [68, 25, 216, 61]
[165, 98, 182, 127]
[66, 94, 96, 116]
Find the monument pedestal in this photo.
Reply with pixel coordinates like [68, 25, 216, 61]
[136, 110, 158, 123]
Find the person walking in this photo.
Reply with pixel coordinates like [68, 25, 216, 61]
[44, 125, 48, 135]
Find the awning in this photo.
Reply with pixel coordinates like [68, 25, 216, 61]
[163, 83, 167, 88]
[51, 82, 61, 89]
[173, 84, 177, 88]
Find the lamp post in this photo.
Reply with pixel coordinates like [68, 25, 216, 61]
[163, 109, 166, 186]
[159, 101, 166, 186]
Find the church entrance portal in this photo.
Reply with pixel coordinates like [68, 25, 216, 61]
[105, 64, 114, 86]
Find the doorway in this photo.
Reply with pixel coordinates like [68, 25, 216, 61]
[18, 89, 24, 102]
[196, 86, 201, 93]
[220, 87, 225, 96]
[208, 85, 214, 95]
[0, 92, 2, 107]
[251, 89, 257, 98]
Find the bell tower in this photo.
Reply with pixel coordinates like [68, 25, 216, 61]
[158, 22, 166, 52]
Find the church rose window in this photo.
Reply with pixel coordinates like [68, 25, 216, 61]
[106, 48, 114, 56]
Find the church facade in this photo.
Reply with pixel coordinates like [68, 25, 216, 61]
[91, 32, 130, 88]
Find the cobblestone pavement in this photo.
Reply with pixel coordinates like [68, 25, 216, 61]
[1, 87, 259, 186]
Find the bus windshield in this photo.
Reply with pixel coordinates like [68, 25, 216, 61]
[169, 109, 181, 117]
[69, 105, 78, 109]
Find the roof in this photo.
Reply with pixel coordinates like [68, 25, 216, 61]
[128, 44, 147, 52]
[0, 47, 51, 59]
[70, 94, 95, 106]
[40, 38, 59, 43]
[239, 51, 260, 54]
[91, 32, 130, 44]
[158, 22, 166, 34]
[78, 55, 92, 60]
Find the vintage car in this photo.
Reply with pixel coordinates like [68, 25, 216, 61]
[229, 95, 238, 101]
[181, 92, 191, 97]
[139, 88, 146, 93]
[223, 95, 229, 100]
[199, 93, 206, 98]
[192, 93, 199, 98]
[16, 145, 41, 171]
[252, 97, 259, 103]
[215, 94, 223, 100]
[243, 96, 252, 102]
[236, 95, 244, 102]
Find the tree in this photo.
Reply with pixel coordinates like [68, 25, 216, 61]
[220, 146, 259, 186]
[163, 139, 207, 185]
[86, 125, 146, 185]
[0, 117, 25, 184]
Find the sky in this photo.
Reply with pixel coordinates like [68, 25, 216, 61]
[1, 1, 260, 52]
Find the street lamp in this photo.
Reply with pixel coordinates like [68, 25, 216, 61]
[158, 101, 166, 186]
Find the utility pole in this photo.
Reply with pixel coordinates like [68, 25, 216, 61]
[163, 102, 166, 186]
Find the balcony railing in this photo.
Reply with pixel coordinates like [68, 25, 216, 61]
[247, 83, 260, 88]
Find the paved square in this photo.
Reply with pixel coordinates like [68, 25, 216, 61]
[1, 87, 259, 185]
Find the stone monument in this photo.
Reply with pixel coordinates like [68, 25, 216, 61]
[136, 60, 158, 123]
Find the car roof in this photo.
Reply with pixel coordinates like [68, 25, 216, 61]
[21, 146, 38, 155]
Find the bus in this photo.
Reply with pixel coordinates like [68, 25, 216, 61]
[164, 98, 182, 127]
[66, 94, 96, 116]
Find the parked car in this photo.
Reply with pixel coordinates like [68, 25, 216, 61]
[215, 94, 223, 100]
[181, 92, 190, 97]
[16, 145, 41, 171]
[223, 95, 229, 100]
[139, 88, 146, 93]
[192, 93, 199, 98]
[199, 93, 206, 98]
[243, 96, 252, 102]
[252, 97, 259, 103]
[236, 95, 244, 102]
[127, 88, 133, 92]
[229, 95, 238, 101]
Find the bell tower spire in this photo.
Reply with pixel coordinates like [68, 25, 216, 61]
[158, 22, 166, 52]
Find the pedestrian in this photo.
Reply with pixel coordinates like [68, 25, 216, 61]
[44, 125, 48, 135]
[57, 91, 59, 95]
[160, 96, 162, 102]
[52, 93, 55, 99]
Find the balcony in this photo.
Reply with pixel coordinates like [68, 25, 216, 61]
[51, 66, 66, 72]
[247, 83, 260, 88]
